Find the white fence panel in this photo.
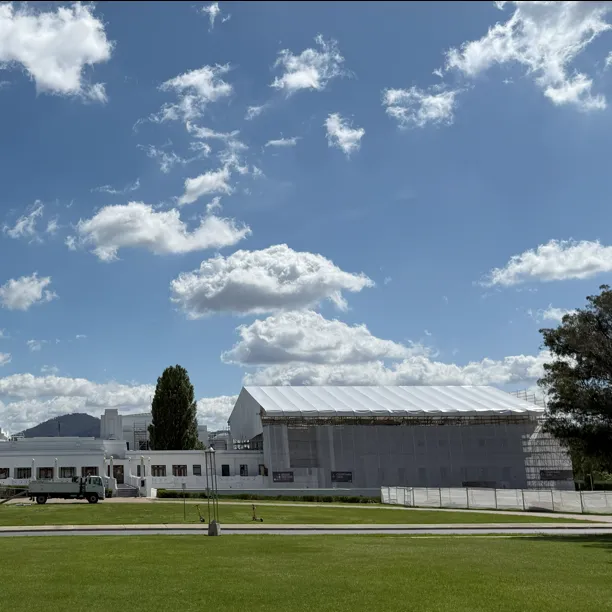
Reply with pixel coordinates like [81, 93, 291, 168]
[582, 491, 612, 514]
[381, 487, 390, 504]
[495, 489, 523, 510]
[552, 490, 582, 514]
[467, 488, 496, 510]
[440, 487, 467, 508]
[412, 487, 442, 507]
[523, 490, 554, 512]
[388, 487, 398, 505]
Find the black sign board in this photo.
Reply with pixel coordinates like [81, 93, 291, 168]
[540, 470, 573, 481]
[272, 471, 294, 483]
[331, 471, 353, 483]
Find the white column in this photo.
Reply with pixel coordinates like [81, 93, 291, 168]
[54, 458, 58, 480]
[31, 458, 35, 481]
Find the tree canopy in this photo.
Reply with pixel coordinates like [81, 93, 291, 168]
[539, 285, 612, 470]
[148, 364, 201, 450]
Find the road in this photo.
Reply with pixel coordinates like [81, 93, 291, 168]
[1, 525, 611, 537]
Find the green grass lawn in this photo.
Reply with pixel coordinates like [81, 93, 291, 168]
[0, 535, 610, 611]
[0, 502, 583, 525]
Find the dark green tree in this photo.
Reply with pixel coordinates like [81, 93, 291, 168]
[539, 285, 612, 469]
[148, 365, 200, 450]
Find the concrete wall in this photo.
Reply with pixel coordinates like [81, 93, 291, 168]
[262, 421, 571, 490]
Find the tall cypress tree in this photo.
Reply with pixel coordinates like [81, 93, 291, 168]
[148, 365, 200, 450]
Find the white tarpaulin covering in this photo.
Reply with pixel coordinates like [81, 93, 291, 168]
[245, 385, 544, 417]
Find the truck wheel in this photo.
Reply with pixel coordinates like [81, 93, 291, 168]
[87, 494, 98, 504]
[35, 495, 47, 505]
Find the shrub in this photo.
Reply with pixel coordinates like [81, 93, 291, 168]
[155, 489, 379, 503]
[105, 489, 113, 499]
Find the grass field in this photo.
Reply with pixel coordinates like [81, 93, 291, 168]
[0, 535, 610, 611]
[0, 502, 583, 525]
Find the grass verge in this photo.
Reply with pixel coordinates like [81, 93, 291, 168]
[0, 502, 584, 525]
[0, 535, 610, 611]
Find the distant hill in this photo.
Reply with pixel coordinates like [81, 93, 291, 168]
[21, 413, 100, 438]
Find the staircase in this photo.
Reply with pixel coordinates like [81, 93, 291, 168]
[115, 484, 139, 498]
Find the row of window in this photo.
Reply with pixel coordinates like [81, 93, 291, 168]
[149, 464, 258, 478]
[0, 467, 99, 480]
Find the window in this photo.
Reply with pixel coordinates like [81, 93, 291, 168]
[38, 467, 54, 480]
[258, 464, 268, 477]
[15, 468, 31, 479]
[151, 465, 166, 477]
[240, 464, 248, 477]
[0, 468, 9, 479]
[172, 465, 187, 477]
[60, 467, 76, 479]
[136, 465, 146, 477]
[193, 465, 202, 476]
[221, 464, 230, 477]
[81, 467, 99, 477]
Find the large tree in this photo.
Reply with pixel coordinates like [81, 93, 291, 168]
[539, 285, 612, 469]
[148, 365, 200, 450]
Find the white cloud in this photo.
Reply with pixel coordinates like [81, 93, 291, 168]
[65, 236, 77, 251]
[528, 304, 577, 323]
[245, 104, 267, 120]
[384, 277, 392, 285]
[0, 371, 234, 433]
[271, 34, 347, 94]
[245, 350, 551, 387]
[75, 334, 87, 340]
[201, 2, 220, 29]
[482, 239, 612, 286]
[3, 201, 44, 241]
[206, 197, 223, 214]
[383, 86, 459, 128]
[0, 330, 7, 339]
[45, 218, 59, 235]
[0, 354, 10, 367]
[178, 166, 233, 205]
[40, 365, 59, 375]
[197, 395, 237, 430]
[153, 64, 233, 124]
[186, 123, 239, 141]
[324, 113, 364, 156]
[26, 339, 43, 352]
[74, 202, 250, 261]
[137, 143, 205, 174]
[170, 244, 373, 318]
[445, 1, 610, 111]
[222, 310, 419, 366]
[91, 179, 140, 195]
[0, 3, 112, 101]
[264, 136, 299, 148]
[0, 273, 57, 311]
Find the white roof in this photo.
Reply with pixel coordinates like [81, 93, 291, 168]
[244, 385, 544, 417]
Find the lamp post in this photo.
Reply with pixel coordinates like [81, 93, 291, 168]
[204, 447, 221, 535]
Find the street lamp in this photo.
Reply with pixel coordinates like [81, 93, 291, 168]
[204, 447, 220, 535]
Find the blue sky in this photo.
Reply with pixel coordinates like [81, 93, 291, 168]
[2, 1, 612, 433]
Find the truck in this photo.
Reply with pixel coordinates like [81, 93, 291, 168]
[28, 476, 106, 504]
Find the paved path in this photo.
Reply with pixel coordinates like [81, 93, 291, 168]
[0, 524, 611, 537]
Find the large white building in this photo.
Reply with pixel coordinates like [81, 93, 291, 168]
[0, 385, 574, 496]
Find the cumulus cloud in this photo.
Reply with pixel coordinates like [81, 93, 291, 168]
[482, 239, 612, 286]
[445, 1, 611, 111]
[271, 34, 347, 94]
[3, 201, 44, 241]
[324, 113, 364, 156]
[152, 64, 233, 125]
[170, 244, 373, 318]
[0, 3, 112, 101]
[0, 371, 235, 433]
[197, 395, 237, 430]
[91, 179, 140, 195]
[383, 86, 459, 128]
[222, 311, 419, 366]
[245, 350, 551, 387]
[264, 136, 299, 148]
[528, 305, 577, 323]
[0, 273, 57, 311]
[0, 354, 11, 367]
[73, 202, 250, 261]
[178, 166, 233, 205]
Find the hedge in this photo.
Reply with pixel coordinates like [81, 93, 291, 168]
[155, 489, 379, 504]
